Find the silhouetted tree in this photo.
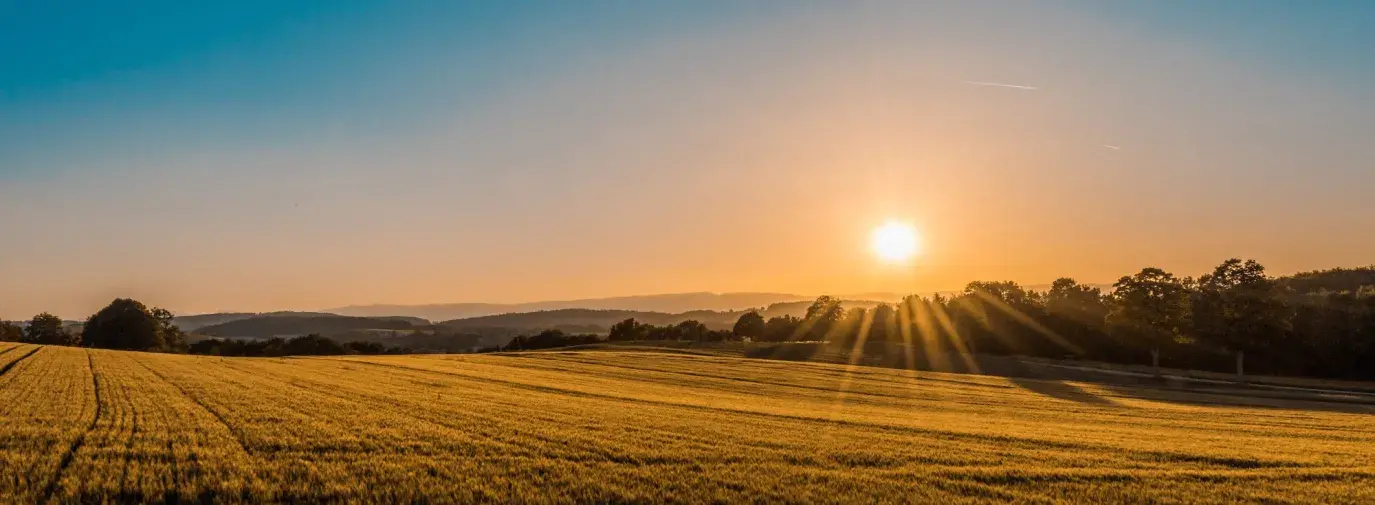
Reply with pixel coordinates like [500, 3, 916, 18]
[803, 296, 845, 341]
[676, 320, 708, 342]
[23, 312, 77, 346]
[1046, 278, 1109, 325]
[834, 307, 866, 345]
[1045, 278, 1112, 356]
[762, 315, 800, 342]
[1282, 266, 1375, 295]
[82, 299, 168, 351]
[0, 321, 22, 342]
[503, 329, 601, 351]
[1107, 268, 1190, 376]
[896, 295, 955, 354]
[732, 312, 766, 341]
[190, 335, 403, 357]
[1192, 259, 1293, 382]
[284, 334, 348, 355]
[869, 304, 898, 344]
[608, 318, 647, 341]
[951, 281, 1048, 355]
[150, 307, 188, 352]
[343, 340, 388, 354]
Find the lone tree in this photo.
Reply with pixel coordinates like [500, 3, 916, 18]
[23, 312, 78, 346]
[83, 299, 185, 351]
[731, 311, 765, 341]
[1192, 259, 1292, 382]
[1107, 268, 1190, 377]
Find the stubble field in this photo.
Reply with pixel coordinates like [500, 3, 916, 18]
[0, 341, 1372, 503]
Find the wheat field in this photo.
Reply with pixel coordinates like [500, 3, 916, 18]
[0, 341, 1371, 504]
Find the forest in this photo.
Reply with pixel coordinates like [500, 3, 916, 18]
[497, 260, 1375, 381]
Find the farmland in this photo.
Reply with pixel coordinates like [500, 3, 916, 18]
[1, 341, 1372, 503]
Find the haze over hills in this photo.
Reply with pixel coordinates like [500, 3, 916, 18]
[326, 292, 816, 321]
[325, 287, 1120, 322]
[127, 270, 1375, 346]
[170, 311, 343, 331]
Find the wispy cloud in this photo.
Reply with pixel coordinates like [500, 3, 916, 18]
[963, 80, 1038, 90]
[1100, 144, 1122, 150]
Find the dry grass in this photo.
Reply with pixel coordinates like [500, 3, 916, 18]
[1, 342, 1372, 503]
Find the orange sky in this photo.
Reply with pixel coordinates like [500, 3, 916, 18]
[2, 2, 1373, 319]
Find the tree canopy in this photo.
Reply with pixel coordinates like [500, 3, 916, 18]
[82, 299, 185, 351]
[732, 312, 765, 340]
[0, 321, 22, 342]
[22, 313, 77, 346]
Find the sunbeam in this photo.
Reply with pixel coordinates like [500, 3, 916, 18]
[968, 289, 1084, 355]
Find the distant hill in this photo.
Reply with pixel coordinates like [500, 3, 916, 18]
[441, 309, 739, 334]
[172, 311, 346, 331]
[438, 299, 897, 337]
[196, 315, 426, 339]
[329, 292, 811, 321]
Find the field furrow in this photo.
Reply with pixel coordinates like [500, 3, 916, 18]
[0, 346, 98, 503]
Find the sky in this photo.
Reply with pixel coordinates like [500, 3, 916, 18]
[2, 1, 1374, 319]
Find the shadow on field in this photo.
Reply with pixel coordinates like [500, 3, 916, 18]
[564, 341, 1375, 413]
[1008, 377, 1117, 406]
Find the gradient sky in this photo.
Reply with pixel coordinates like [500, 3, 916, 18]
[3, 1, 1374, 319]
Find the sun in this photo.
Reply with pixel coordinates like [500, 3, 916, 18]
[871, 221, 920, 263]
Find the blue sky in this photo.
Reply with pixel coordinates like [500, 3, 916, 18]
[1, 1, 781, 174]
[2, 1, 1373, 318]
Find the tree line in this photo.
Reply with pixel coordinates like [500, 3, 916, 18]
[0, 298, 408, 357]
[188, 334, 409, 357]
[487, 259, 1374, 381]
[0, 299, 189, 351]
[6, 259, 1373, 380]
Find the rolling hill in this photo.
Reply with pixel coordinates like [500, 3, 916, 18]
[1281, 266, 1375, 294]
[171, 311, 347, 331]
[194, 314, 428, 338]
[327, 292, 813, 321]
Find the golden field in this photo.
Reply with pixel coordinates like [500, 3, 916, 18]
[1, 341, 1372, 504]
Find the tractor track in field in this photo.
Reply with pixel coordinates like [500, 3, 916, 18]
[0, 346, 41, 378]
[39, 350, 103, 504]
[133, 358, 254, 457]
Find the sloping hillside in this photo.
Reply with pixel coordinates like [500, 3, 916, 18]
[171, 311, 354, 331]
[1282, 266, 1375, 294]
[0, 342, 1371, 503]
[195, 314, 425, 338]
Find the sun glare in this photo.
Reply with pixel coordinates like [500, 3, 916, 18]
[871, 221, 920, 263]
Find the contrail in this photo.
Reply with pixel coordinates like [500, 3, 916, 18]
[963, 80, 1038, 90]
[1101, 144, 1122, 150]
